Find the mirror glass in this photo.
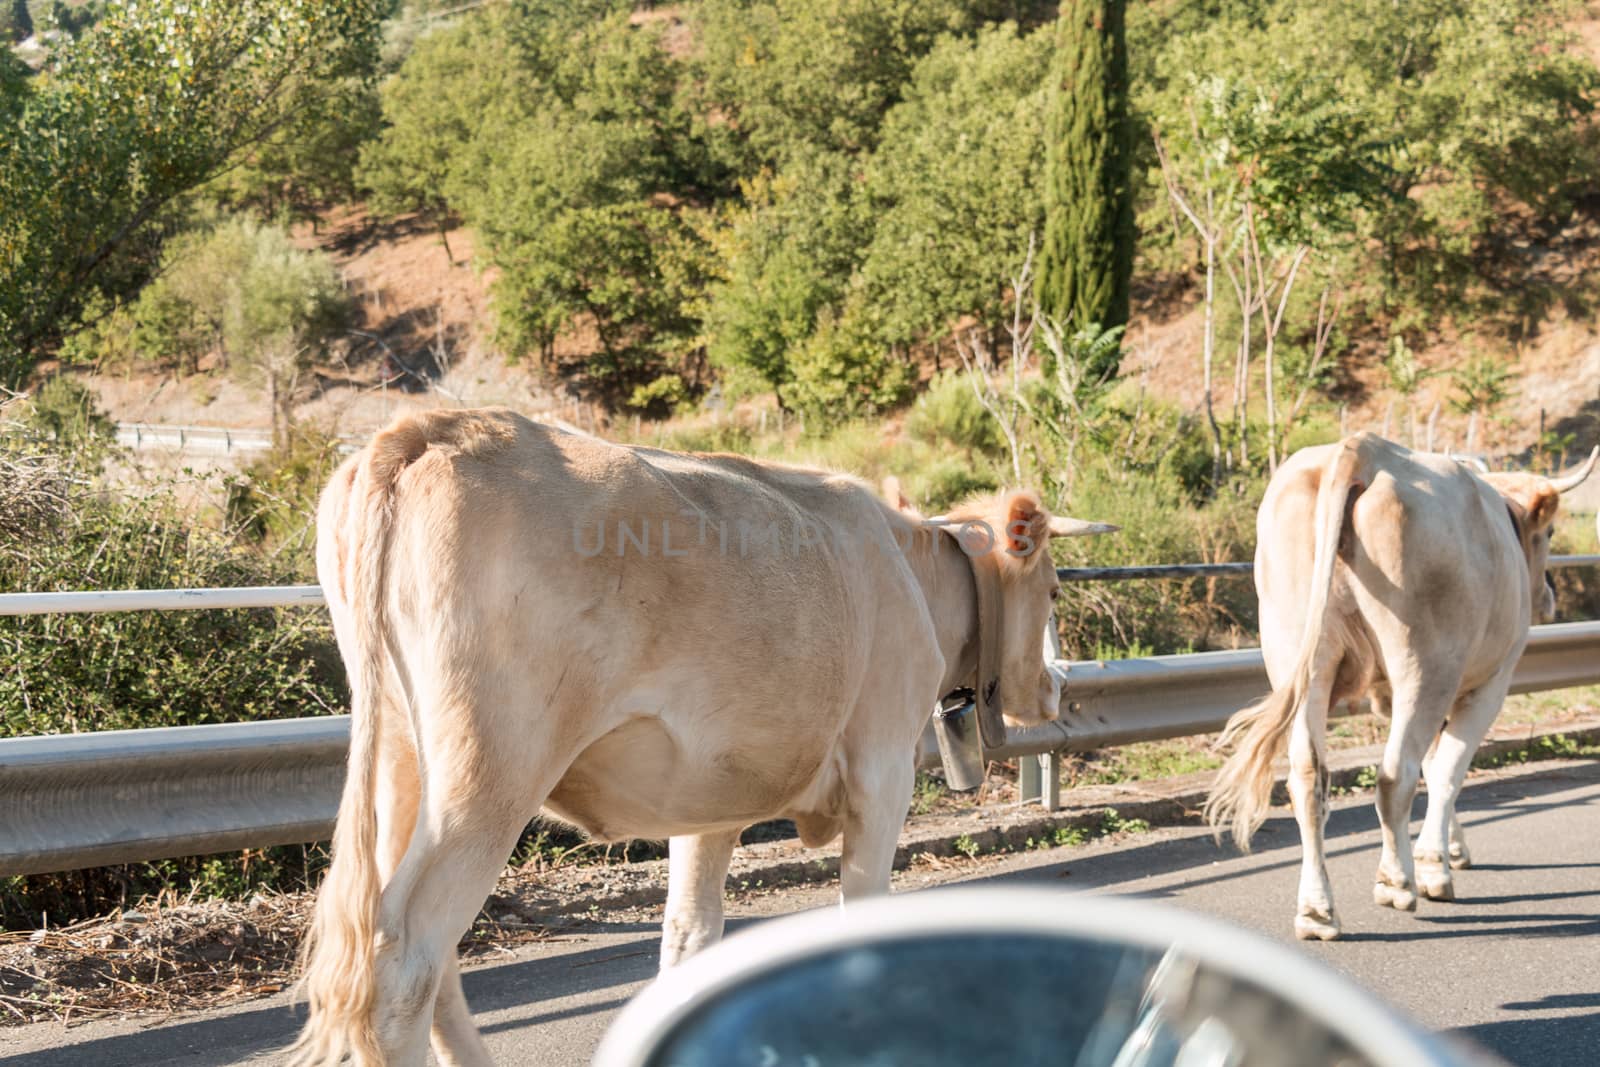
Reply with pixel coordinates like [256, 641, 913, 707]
[644, 932, 1383, 1067]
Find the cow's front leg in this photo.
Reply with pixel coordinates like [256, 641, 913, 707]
[840, 756, 916, 900]
[661, 829, 742, 970]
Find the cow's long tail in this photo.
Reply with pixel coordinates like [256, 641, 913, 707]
[289, 422, 429, 1066]
[1205, 438, 1366, 850]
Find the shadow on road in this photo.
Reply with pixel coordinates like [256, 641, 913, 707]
[989, 761, 1600, 908]
[0, 936, 661, 1067]
[1457, 1011, 1600, 1067]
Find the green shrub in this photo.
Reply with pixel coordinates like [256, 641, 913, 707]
[780, 303, 915, 426]
[20, 376, 114, 459]
[0, 432, 348, 928]
[1, 454, 344, 738]
[55, 294, 141, 373]
[224, 427, 349, 560]
[1050, 441, 1262, 658]
[905, 371, 1005, 455]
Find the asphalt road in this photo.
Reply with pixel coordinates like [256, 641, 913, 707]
[6, 759, 1598, 1067]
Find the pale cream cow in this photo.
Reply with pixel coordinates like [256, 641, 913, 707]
[1208, 432, 1594, 941]
[290, 408, 1114, 1066]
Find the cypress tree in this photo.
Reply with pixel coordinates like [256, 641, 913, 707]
[1038, 0, 1133, 373]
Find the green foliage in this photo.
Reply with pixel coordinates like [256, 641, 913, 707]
[19, 376, 113, 457]
[1450, 353, 1516, 419]
[357, 9, 522, 229]
[910, 771, 948, 816]
[860, 23, 1051, 347]
[692, 0, 978, 168]
[133, 215, 351, 438]
[1138, 0, 1599, 318]
[0, 0, 385, 383]
[702, 150, 871, 398]
[207, 80, 383, 225]
[780, 298, 914, 424]
[1098, 808, 1151, 835]
[1038, 1, 1134, 349]
[224, 428, 349, 555]
[1472, 733, 1600, 770]
[1019, 318, 1124, 500]
[367, 5, 717, 399]
[627, 373, 692, 417]
[905, 371, 1006, 455]
[0, 452, 345, 739]
[1383, 335, 1431, 397]
[55, 293, 139, 371]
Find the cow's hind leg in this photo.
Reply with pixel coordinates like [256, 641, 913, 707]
[1416, 674, 1510, 902]
[366, 708, 493, 1067]
[1373, 679, 1454, 912]
[1288, 668, 1339, 940]
[370, 740, 551, 1066]
[1448, 812, 1472, 870]
[660, 829, 742, 970]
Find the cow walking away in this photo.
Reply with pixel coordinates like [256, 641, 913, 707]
[1207, 433, 1595, 941]
[290, 408, 1115, 1066]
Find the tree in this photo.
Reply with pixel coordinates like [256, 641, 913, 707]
[1038, 0, 1134, 362]
[132, 217, 350, 445]
[0, 0, 384, 383]
[1138, 0, 1600, 319]
[861, 23, 1051, 354]
[357, 9, 525, 260]
[692, 0, 977, 171]
[209, 81, 383, 228]
[702, 150, 873, 401]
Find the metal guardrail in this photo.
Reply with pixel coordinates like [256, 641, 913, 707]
[0, 585, 327, 615]
[1057, 555, 1600, 583]
[114, 423, 362, 458]
[1, 718, 348, 876]
[6, 577, 1600, 875]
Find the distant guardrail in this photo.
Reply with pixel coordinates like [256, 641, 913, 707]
[114, 423, 360, 457]
[112, 415, 591, 458]
[1058, 555, 1600, 582]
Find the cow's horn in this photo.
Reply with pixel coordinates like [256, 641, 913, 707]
[1549, 446, 1600, 494]
[1048, 517, 1120, 538]
[1448, 451, 1490, 474]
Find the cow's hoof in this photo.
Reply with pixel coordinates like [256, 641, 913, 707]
[1449, 848, 1472, 871]
[1294, 911, 1341, 941]
[1373, 881, 1418, 912]
[1418, 873, 1455, 902]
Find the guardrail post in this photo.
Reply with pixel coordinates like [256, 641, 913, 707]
[1040, 753, 1060, 811]
[1017, 754, 1041, 806]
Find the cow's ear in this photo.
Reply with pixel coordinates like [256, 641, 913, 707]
[1529, 487, 1560, 530]
[1003, 491, 1050, 561]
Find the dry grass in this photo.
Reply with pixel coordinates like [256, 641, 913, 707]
[0, 889, 556, 1027]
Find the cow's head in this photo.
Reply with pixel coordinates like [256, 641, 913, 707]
[940, 490, 1118, 728]
[1480, 447, 1598, 623]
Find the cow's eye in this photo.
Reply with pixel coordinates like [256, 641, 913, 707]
[1049, 587, 1061, 602]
